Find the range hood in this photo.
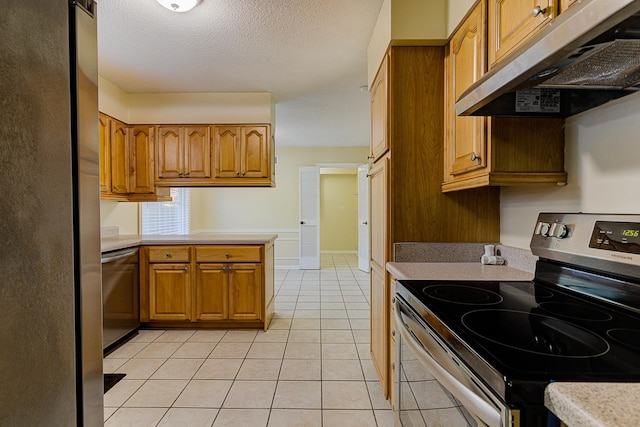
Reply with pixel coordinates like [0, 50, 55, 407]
[456, 0, 640, 117]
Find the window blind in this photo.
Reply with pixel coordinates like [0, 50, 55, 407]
[141, 188, 190, 234]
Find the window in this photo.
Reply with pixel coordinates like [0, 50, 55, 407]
[141, 188, 190, 234]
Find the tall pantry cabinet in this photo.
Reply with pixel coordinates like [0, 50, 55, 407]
[368, 46, 501, 399]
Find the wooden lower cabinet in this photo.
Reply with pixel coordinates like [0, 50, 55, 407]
[141, 243, 274, 330]
[149, 263, 191, 321]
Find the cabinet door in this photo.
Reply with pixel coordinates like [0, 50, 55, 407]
[129, 125, 154, 194]
[488, 0, 556, 66]
[228, 263, 262, 321]
[241, 126, 269, 178]
[148, 263, 191, 321]
[445, 0, 487, 178]
[99, 114, 110, 193]
[110, 119, 130, 194]
[370, 55, 389, 161]
[369, 157, 388, 271]
[183, 126, 211, 179]
[157, 126, 182, 179]
[370, 263, 388, 397]
[195, 263, 228, 321]
[213, 126, 241, 178]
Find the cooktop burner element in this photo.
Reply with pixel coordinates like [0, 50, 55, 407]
[461, 309, 610, 357]
[539, 302, 613, 321]
[422, 284, 503, 305]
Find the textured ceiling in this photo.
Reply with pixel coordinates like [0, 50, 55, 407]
[97, 0, 384, 147]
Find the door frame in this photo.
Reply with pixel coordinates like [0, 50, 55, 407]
[298, 163, 368, 269]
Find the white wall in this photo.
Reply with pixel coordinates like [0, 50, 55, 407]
[501, 92, 640, 249]
[191, 146, 368, 267]
[367, 0, 447, 86]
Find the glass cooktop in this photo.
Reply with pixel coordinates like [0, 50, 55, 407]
[397, 279, 640, 383]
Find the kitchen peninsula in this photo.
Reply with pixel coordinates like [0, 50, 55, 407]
[102, 232, 276, 331]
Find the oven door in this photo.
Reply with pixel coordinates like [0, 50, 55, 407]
[394, 296, 513, 427]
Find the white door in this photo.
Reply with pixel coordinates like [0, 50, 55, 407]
[357, 165, 370, 272]
[299, 166, 320, 269]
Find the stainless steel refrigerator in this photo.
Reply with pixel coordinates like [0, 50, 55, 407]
[0, 1, 103, 425]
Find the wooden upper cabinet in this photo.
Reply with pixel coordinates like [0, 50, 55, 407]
[129, 125, 154, 194]
[184, 126, 211, 179]
[488, 0, 556, 67]
[156, 125, 212, 184]
[446, 0, 487, 177]
[213, 126, 241, 178]
[99, 113, 111, 193]
[212, 125, 272, 184]
[443, 0, 567, 192]
[370, 55, 389, 162]
[242, 126, 269, 179]
[110, 118, 130, 194]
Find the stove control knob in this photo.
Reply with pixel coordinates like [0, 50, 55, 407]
[549, 223, 569, 239]
[535, 221, 551, 237]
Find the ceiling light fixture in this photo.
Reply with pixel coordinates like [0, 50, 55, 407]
[156, 0, 199, 12]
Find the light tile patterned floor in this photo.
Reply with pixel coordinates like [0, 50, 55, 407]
[104, 253, 394, 426]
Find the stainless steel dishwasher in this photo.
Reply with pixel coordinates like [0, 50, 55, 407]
[101, 247, 140, 351]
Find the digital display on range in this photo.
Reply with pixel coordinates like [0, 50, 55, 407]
[589, 221, 640, 255]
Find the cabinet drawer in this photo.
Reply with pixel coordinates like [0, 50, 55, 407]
[196, 245, 261, 262]
[148, 246, 191, 263]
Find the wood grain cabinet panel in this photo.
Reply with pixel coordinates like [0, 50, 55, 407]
[140, 244, 273, 329]
[559, 0, 577, 12]
[156, 125, 212, 184]
[370, 55, 389, 162]
[488, 0, 557, 67]
[195, 263, 228, 321]
[129, 125, 154, 194]
[368, 46, 501, 400]
[213, 125, 272, 185]
[443, 0, 567, 192]
[148, 263, 191, 321]
[99, 113, 166, 201]
[99, 114, 111, 193]
[110, 119, 130, 194]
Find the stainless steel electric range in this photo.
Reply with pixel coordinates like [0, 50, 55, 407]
[394, 213, 640, 427]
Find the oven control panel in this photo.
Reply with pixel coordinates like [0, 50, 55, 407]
[530, 213, 640, 278]
[589, 221, 640, 254]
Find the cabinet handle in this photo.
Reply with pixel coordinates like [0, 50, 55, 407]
[114, 185, 119, 191]
[367, 155, 374, 159]
[225, 252, 230, 259]
[362, 221, 368, 225]
[532, 5, 547, 17]
[470, 153, 480, 162]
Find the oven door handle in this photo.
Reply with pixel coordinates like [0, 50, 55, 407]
[394, 301, 502, 427]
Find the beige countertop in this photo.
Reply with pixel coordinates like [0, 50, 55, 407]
[386, 262, 534, 281]
[545, 382, 640, 427]
[101, 233, 278, 253]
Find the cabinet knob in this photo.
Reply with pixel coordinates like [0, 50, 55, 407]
[470, 153, 480, 162]
[228, 265, 233, 271]
[391, 329, 396, 337]
[178, 171, 183, 176]
[184, 171, 189, 176]
[114, 185, 119, 191]
[532, 5, 547, 17]
[236, 171, 240, 175]
[367, 155, 374, 159]
[222, 266, 227, 272]
[183, 267, 188, 271]
[241, 171, 246, 176]
[362, 221, 368, 225]
[225, 252, 230, 259]
[300, 221, 305, 225]
[165, 253, 171, 258]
